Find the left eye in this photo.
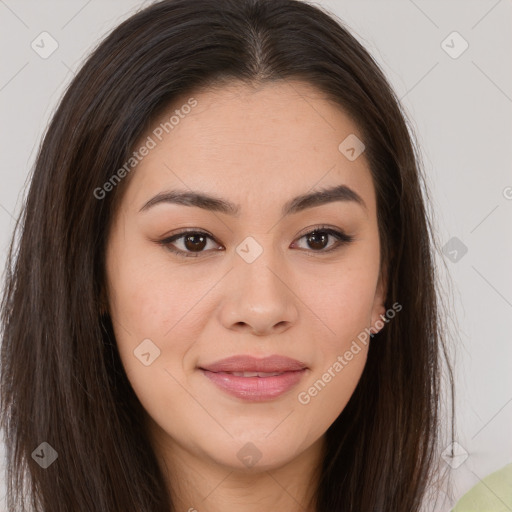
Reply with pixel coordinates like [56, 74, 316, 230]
[159, 226, 354, 258]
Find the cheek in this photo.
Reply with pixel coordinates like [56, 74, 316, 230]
[108, 270, 196, 368]
[295, 250, 378, 425]
[107, 229, 193, 337]
[299, 344, 368, 442]
[106, 262, 200, 425]
[296, 283, 372, 437]
[306, 257, 380, 342]
[105, 235, 195, 385]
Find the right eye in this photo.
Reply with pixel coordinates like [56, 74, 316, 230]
[158, 230, 223, 258]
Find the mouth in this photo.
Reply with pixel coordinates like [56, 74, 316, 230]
[198, 355, 308, 402]
[216, 371, 288, 377]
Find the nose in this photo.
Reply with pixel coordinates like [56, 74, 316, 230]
[218, 239, 299, 336]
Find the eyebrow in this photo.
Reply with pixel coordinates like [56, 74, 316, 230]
[139, 184, 367, 217]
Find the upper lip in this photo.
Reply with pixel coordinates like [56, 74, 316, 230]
[199, 355, 308, 373]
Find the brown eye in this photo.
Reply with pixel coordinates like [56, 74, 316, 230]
[293, 227, 354, 253]
[182, 233, 208, 252]
[160, 230, 221, 258]
[305, 231, 329, 251]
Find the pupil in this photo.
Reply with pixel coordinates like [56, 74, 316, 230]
[185, 234, 206, 252]
[308, 231, 328, 250]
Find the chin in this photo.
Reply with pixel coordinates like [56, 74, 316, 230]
[201, 434, 305, 473]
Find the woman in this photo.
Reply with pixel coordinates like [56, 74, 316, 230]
[0, 0, 455, 510]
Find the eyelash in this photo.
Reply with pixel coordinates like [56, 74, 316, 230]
[158, 225, 354, 258]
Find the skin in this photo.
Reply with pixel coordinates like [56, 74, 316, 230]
[105, 80, 387, 512]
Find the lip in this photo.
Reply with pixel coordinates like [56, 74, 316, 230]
[200, 354, 308, 373]
[199, 355, 308, 402]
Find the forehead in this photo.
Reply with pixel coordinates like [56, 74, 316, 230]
[121, 80, 376, 218]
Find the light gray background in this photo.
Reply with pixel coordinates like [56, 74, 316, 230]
[0, 1, 511, 510]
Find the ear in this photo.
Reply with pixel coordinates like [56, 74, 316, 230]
[370, 261, 388, 335]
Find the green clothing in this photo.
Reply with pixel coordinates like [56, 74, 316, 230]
[452, 463, 512, 512]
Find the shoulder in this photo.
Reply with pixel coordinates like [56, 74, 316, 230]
[451, 462, 512, 512]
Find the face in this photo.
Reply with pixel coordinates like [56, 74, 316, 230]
[105, 80, 386, 475]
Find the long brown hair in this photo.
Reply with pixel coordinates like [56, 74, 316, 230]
[1, 0, 454, 510]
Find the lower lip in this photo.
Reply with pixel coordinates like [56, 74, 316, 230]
[200, 369, 307, 401]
